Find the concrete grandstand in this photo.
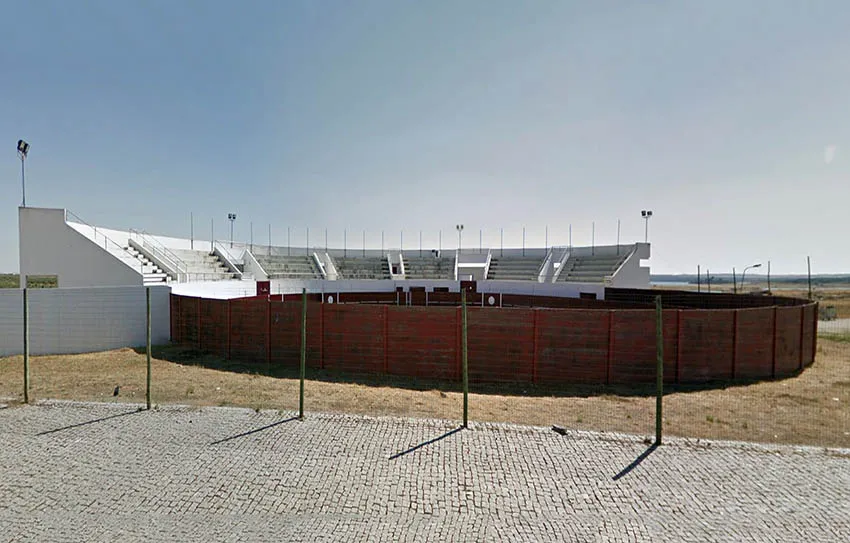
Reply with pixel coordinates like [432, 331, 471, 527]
[18, 207, 651, 296]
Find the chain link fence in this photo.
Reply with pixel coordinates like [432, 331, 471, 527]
[1, 281, 845, 449]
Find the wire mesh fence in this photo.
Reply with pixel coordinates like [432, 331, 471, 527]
[1, 282, 847, 449]
[0, 286, 168, 407]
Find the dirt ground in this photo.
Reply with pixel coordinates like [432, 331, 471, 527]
[1, 337, 847, 448]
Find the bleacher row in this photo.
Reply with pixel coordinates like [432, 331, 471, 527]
[253, 250, 631, 283]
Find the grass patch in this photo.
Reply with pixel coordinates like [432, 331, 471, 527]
[0, 274, 57, 289]
[819, 333, 850, 343]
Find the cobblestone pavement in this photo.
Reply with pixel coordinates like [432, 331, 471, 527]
[1, 401, 848, 542]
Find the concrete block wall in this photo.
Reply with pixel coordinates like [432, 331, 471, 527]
[0, 286, 170, 356]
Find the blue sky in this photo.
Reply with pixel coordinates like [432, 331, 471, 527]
[2, 0, 849, 274]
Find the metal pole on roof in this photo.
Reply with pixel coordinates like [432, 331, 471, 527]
[697, 265, 701, 293]
[190, 212, 194, 250]
[592, 221, 595, 256]
[288, 227, 291, 256]
[522, 227, 526, 256]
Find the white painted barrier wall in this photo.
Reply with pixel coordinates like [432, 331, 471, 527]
[20, 207, 143, 288]
[0, 286, 170, 356]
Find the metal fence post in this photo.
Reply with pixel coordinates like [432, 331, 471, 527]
[299, 288, 307, 419]
[23, 287, 30, 404]
[146, 286, 152, 410]
[462, 289, 469, 428]
[655, 295, 664, 445]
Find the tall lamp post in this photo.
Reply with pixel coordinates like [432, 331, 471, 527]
[17, 139, 30, 207]
[641, 209, 653, 242]
[456, 224, 464, 253]
[227, 213, 237, 248]
[740, 263, 762, 293]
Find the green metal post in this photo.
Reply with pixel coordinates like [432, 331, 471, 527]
[299, 288, 307, 419]
[462, 289, 468, 428]
[146, 287, 152, 410]
[655, 295, 664, 445]
[23, 288, 30, 404]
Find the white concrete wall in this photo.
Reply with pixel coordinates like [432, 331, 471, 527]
[240, 251, 268, 281]
[0, 286, 170, 356]
[19, 207, 143, 288]
[609, 243, 651, 288]
[170, 280, 259, 299]
[477, 280, 605, 299]
[569, 243, 638, 258]
[266, 279, 605, 299]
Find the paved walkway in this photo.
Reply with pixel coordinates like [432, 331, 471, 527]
[1, 401, 848, 542]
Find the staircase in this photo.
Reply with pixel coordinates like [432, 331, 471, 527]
[255, 255, 321, 279]
[557, 254, 627, 283]
[332, 257, 390, 279]
[403, 256, 454, 279]
[169, 249, 241, 281]
[486, 256, 544, 281]
[125, 246, 169, 285]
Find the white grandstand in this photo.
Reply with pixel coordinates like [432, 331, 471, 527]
[18, 207, 651, 295]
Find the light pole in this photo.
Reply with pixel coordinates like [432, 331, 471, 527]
[641, 210, 653, 242]
[17, 139, 30, 207]
[227, 213, 237, 248]
[740, 263, 762, 293]
[456, 224, 464, 253]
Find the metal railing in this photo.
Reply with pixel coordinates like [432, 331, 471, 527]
[129, 229, 188, 281]
[65, 210, 143, 274]
[213, 240, 244, 279]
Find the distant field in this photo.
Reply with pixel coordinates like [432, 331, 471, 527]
[0, 274, 57, 289]
[653, 282, 850, 319]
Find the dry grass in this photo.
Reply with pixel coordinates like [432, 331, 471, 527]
[1, 340, 848, 448]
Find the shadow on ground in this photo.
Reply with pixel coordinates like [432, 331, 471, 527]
[211, 416, 299, 445]
[612, 443, 658, 480]
[36, 409, 143, 436]
[136, 344, 801, 400]
[389, 427, 464, 460]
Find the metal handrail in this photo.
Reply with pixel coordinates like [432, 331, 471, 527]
[130, 229, 188, 280]
[65, 210, 143, 273]
[213, 240, 243, 273]
[66, 210, 128, 254]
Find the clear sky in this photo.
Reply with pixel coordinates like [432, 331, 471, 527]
[2, 1, 849, 275]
